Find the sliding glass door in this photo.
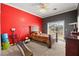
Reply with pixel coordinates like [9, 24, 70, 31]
[47, 21, 64, 41]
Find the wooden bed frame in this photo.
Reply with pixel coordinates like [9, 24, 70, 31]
[30, 32, 52, 48]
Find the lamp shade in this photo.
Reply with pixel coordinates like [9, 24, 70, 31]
[11, 28, 16, 32]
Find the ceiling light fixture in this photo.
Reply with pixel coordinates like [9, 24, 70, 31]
[39, 3, 48, 13]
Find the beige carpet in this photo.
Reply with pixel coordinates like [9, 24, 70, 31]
[1, 40, 65, 56]
[1, 45, 22, 56]
[26, 41, 65, 56]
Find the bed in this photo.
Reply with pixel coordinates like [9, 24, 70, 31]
[30, 32, 52, 48]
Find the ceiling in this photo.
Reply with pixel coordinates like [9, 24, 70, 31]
[5, 3, 78, 18]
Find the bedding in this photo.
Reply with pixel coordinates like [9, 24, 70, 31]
[30, 32, 52, 48]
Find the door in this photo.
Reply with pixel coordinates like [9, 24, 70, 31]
[47, 21, 64, 41]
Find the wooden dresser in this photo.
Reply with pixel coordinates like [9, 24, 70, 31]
[66, 32, 79, 56]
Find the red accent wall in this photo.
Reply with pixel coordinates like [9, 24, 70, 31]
[1, 4, 43, 44]
[0, 4, 1, 34]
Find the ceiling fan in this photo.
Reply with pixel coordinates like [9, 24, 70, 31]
[31, 3, 48, 13]
[39, 3, 48, 13]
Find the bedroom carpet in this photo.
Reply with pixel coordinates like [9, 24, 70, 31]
[26, 40, 65, 56]
[1, 40, 65, 56]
